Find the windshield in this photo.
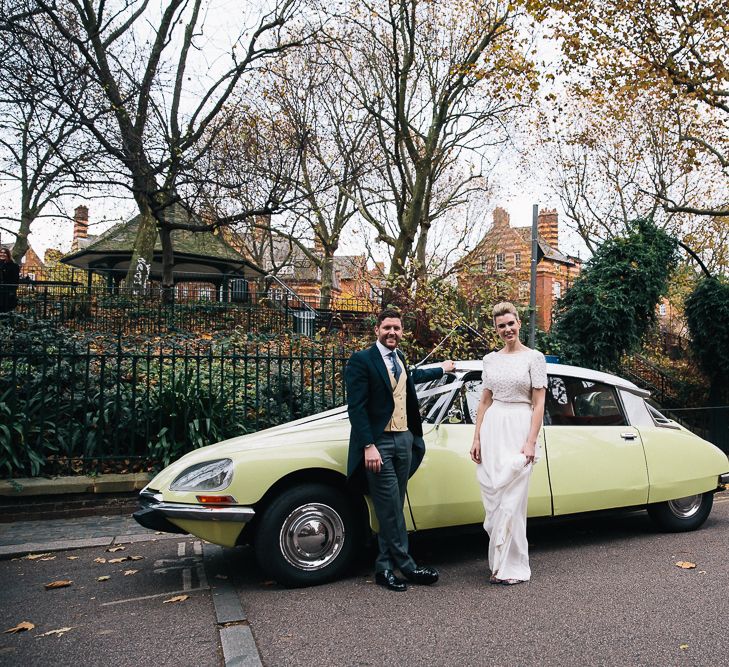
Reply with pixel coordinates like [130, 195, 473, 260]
[417, 373, 459, 423]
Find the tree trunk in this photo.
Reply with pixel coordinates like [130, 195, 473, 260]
[159, 225, 175, 305]
[319, 250, 334, 311]
[125, 200, 158, 294]
[11, 210, 34, 263]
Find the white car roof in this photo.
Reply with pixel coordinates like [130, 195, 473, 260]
[419, 360, 650, 398]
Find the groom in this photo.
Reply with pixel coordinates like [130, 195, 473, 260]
[345, 308, 455, 591]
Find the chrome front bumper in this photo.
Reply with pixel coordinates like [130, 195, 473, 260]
[133, 489, 255, 533]
[720, 473, 729, 487]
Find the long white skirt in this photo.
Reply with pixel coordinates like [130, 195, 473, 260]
[476, 400, 536, 581]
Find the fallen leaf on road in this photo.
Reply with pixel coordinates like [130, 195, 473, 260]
[44, 580, 73, 590]
[108, 557, 131, 564]
[106, 546, 125, 553]
[123, 570, 138, 576]
[163, 595, 189, 604]
[675, 561, 696, 569]
[67, 556, 79, 561]
[36, 627, 73, 638]
[24, 553, 52, 560]
[680, 644, 689, 650]
[39, 557, 56, 561]
[129, 556, 143, 561]
[97, 576, 110, 582]
[94, 558, 107, 564]
[4, 621, 35, 634]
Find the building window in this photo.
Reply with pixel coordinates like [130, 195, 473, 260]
[231, 279, 249, 303]
[553, 281, 562, 299]
[518, 281, 529, 300]
[495, 253, 505, 271]
[514, 252, 521, 268]
[658, 303, 667, 317]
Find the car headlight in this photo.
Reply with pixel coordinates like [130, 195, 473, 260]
[169, 459, 233, 492]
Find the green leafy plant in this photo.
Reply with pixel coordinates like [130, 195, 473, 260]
[550, 219, 679, 371]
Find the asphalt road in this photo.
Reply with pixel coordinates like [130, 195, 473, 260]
[220, 495, 729, 667]
[1, 496, 728, 667]
[0, 537, 221, 667]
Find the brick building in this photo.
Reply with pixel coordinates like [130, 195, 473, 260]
[0, 241, 44, 277]
[457, 207, 582, 331]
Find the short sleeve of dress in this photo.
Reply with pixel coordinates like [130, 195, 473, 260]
[530, 351, 548, 389]
[481, 355, 493, 390]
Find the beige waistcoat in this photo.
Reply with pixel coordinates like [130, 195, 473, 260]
[384, 357, 408, 432]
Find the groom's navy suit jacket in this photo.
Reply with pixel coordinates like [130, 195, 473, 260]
[345, 344, 444, 489]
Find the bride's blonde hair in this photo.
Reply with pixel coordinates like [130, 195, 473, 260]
[492, 301, 520, 325]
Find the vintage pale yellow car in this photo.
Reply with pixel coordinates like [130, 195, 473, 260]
[134, 362, 729, 586]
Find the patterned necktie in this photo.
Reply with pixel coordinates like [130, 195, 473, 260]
[388, 351, 401, 382]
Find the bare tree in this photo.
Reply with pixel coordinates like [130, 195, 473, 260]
[329, 0, 538, 287]
[0, 7, 100, 262]
[551, 0, 729, 218]
[7, 0, 313, 295]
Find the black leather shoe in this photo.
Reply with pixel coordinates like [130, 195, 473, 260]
[403, 566, 439, 585]
[375, 569, 408, 592]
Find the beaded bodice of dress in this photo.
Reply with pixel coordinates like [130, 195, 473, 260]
[482, 349, 547, 404]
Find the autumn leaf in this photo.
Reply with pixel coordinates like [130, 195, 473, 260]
[106, 546, 125, 553]
[36, 627, 73, 638]
[4, 621, 35, 633]
[67, 556, 79, 561]
[24, 553, 52, 560]
[39, 557, 56, 562]
[675, 561, 697, 569]
[97, 576, 110, 582]
[123, 570, 138, 576]
[44, 580, 73, 589]
[162, 595, 189, 604]
[680, 644, 689, 650]
[129, 556, 144, 561]
[108, 557, 131, 564]
[94, 558, 107, 564]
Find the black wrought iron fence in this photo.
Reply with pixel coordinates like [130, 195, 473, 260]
[0, 342, 352, 478]
[9, 268, 377, 336]
[662, 406, 729, 454]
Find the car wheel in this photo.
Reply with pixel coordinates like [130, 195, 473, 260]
[254, 483, 364, 587]
[647, 492, 714, 532]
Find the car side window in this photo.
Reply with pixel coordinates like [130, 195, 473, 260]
[546, 376, 627, 426]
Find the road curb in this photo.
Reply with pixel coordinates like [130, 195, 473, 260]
[203, 543, 263, 667]
[0, 532, 181, 559]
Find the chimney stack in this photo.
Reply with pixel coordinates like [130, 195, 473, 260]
[537, 208, 559, 249]
[72, 205, 89, 252]
[492, 207, 511, 228]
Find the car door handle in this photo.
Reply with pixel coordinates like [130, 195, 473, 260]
[621, 432, 637, 440]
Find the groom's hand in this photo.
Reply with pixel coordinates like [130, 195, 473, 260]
[364, 445, 382, 473]
[441, 360, 456, 373]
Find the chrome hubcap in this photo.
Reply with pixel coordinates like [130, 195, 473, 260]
[279, 503, 345, 571]
[667, 495, 702, 518]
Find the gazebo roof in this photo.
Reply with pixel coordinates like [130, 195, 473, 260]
[61, 204, 265, 282]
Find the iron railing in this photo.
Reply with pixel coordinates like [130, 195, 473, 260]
[5, 266, 378, 336]
[0, 341, 352, 477]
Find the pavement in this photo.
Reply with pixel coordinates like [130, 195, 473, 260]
[0, 480, 261, 667]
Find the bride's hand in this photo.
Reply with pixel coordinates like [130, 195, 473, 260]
[470, 440, 481, 464]
[521, 441, 536, 464]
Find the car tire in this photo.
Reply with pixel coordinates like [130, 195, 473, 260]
[647, 492, 714, 532]
[254, 483, 364, 587]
